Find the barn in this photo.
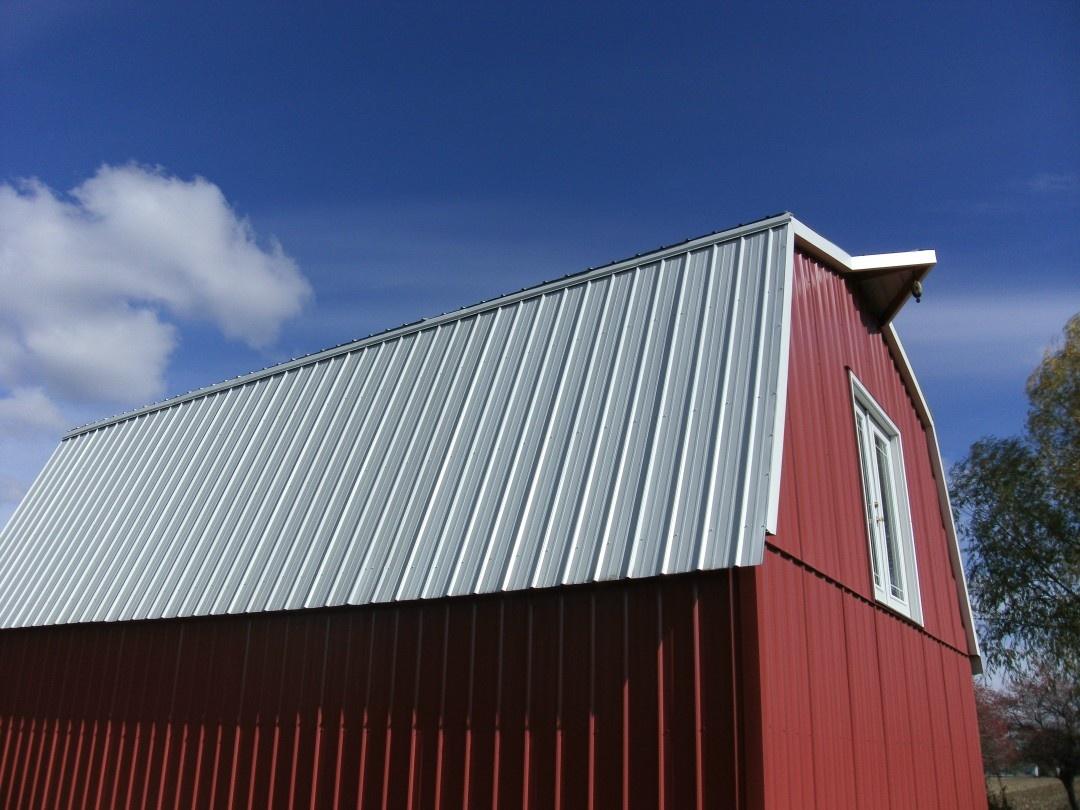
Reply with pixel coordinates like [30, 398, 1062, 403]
[0, 213, 985, 809]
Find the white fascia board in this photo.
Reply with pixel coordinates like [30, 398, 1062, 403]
[883, 324, 983, 672]
[850, 250, 936, 272]
[791, 218, 854, 270]
[793, 217, 936, 324]
[792, 217, 936, 275]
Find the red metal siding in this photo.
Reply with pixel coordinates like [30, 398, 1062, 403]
[777, 249, 968, 652]
[0, 571, 751, 810]
[751, 548, 985, 810]
[753, 248, 985, 809]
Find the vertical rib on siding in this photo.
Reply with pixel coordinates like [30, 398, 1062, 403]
[0, 572, 751, 810]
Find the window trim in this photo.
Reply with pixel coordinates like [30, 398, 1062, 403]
[849, 372, 923, 624]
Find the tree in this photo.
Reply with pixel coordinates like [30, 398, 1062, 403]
[977, 682, 1019, 778]
[1004, 665, 1080, 810]
[950, 313, 1080, 674]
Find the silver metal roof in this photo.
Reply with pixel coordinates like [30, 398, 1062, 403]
[0, 216, 793, 628]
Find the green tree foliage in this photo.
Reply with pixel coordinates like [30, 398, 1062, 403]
[951, 313, 1080, 674]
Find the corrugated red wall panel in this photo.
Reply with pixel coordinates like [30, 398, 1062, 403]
[752, 547, 985, 810]
[0, 571, 752, 810]
[777, 250, 968, 651]
[754, 249, 985, 809]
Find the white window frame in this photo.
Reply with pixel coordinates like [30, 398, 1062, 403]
[849, 373, 923, 624]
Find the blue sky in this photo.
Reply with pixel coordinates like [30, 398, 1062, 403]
[1, 1, 1077, 524]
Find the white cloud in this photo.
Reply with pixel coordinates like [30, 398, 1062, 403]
[895, 290, 1079, 381]
[0, 164, 312, 515]
[0, 163, 312, 404]
[0, 387, 65, 437]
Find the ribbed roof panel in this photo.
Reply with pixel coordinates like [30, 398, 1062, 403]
[0, 219, 792, 627]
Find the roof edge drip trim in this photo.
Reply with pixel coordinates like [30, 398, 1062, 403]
[64, 213, 796, 440]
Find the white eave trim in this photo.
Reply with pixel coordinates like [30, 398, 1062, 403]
[792, 217, 937, 275]
[792, 218, 853, 268]
[850, 250, 936, 272]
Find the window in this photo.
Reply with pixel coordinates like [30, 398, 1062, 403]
[850, 374, 922, 622]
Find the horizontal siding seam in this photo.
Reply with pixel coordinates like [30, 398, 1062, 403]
[762, 543, 969, 659]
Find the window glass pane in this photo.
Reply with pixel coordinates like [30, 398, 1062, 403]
[856, 411, 883, 588]
[874, 434, 905, 601]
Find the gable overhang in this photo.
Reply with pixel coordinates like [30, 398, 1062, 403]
[791, 217, 982, 672]
[792, 219, 935, 327]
